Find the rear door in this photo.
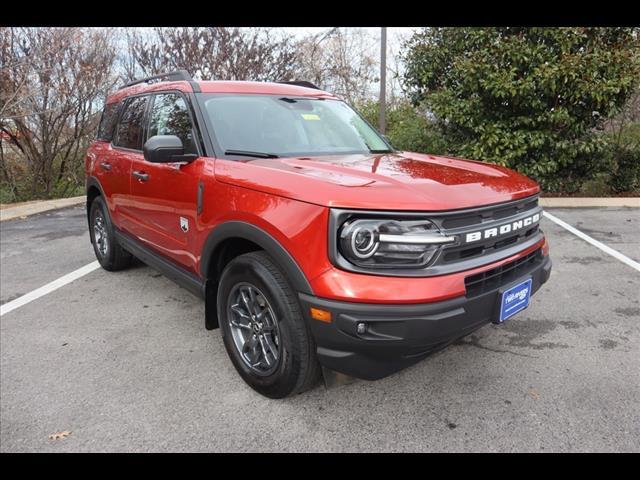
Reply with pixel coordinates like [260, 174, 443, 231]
[110, 94, 151, 236]
[90, 102, 129, 224]
[128, 91, 203, 273]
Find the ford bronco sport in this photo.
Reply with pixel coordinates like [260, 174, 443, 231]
[85, 70, 552, 398]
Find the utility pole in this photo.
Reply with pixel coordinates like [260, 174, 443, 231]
[379, 27, 387, 134]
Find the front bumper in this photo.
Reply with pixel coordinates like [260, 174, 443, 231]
[299, 253, 552, 380]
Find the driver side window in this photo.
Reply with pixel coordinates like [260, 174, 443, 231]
[148, 93, 198, 155]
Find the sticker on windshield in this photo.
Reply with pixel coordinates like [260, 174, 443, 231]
[301, 114, 321, 121]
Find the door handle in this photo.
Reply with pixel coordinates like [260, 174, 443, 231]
[100, 162, 112, 171]
[132, 171, 149, 182]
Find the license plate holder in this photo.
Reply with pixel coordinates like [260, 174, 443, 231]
[495, 277, 532, 324]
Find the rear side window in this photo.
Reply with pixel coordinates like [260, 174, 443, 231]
[97, 102, 122, 142]
[147, 93, 198, 155]
[114, 96, 148, 150]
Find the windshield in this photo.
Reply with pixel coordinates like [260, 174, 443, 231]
[199, 94, 391, 158]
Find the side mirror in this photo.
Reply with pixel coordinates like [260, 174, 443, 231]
[143, 135, 197, 163]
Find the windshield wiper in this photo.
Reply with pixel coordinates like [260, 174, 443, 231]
[369, 149, 394, 154]
[224, 150, 279, 159]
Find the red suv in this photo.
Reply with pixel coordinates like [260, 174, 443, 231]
[85, 70, 551, 398]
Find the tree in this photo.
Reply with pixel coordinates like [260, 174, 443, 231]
[0, 27, 117, 199]
[296, 28, 379, 104]
[122, 27, 300, 83]
[123, 27, 383, 105]
[402, 27, 640, 191]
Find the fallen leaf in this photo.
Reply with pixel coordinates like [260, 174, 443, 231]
[48, 430, 72, 440]
[528, 388, 540, 401]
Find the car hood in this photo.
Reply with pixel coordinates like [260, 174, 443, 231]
[214, 151, 540, 211]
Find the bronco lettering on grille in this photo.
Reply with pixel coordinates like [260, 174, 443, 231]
[465, 213, 540, 243]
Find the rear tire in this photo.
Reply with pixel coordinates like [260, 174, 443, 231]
[89, 196, 133, 271]
[217, 251, 321, 398]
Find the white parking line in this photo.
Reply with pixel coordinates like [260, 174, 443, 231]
[543, 211, 640, 273]
[0, 261, 100, 317]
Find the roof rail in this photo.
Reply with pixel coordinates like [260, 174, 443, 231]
[123, 70, 193, 89]
[277, 80, 321, 90]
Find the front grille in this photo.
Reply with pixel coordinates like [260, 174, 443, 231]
[433, 195, 542, 267]
[440, 196, 539, 230]
[464, 248, 543, 298]
[442, 224, 539, 263]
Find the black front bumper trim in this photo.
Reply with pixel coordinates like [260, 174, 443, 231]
[299, 255, 552, 380]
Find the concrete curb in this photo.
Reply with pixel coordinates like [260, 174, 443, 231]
[540, 197, 640, 208]
[0, 196, 85, 222]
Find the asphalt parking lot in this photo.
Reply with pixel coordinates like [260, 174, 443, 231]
[1, 205, 638, 452]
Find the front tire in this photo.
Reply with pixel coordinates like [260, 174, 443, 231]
[217, 251, 321, 398]
[89, 196, 132, 271]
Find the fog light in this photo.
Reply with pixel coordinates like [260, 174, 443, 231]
[356, 322, 367, 334]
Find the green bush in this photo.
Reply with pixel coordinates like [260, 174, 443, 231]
[610, 146, 640, 193]
[597, 120, 640, 194]
[356, 100, 450, 155]
[614, 121, 640, 150]
[402, 27, 640, 192]
[0, 170, 84, 204]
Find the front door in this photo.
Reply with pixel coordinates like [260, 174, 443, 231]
[128, 91, 202, 273]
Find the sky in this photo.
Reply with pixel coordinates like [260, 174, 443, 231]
[283, 27, 418, 47]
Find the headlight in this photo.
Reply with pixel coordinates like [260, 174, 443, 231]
[338, 218, 456, 269]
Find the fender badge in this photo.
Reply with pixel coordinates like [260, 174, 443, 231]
[180, 217, 189, 233]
